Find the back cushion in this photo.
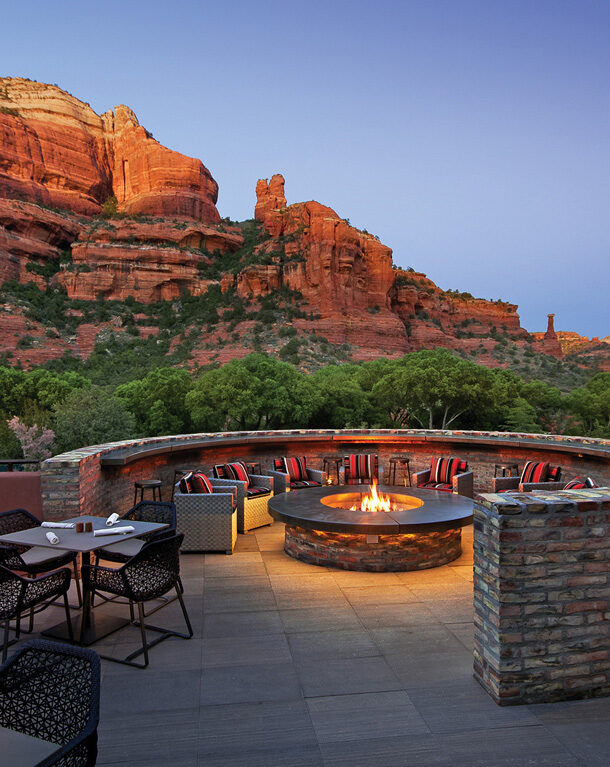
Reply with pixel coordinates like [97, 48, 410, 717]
[280, 457, 307, 482]
[346, 454, 374, 480]
[190, 473, 213, 494]
[430, 457, 467, 484]
[548, 465, 562, 482]
[224, 461, 251, 487]
[563, 476, 597, 490]
[213, 464, 227, 479]
[520, 461, 549, 484]
[179, 472, 193, 494]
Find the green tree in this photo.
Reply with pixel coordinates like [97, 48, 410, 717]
[116, 368, 193, 437]
[565, 372, 610, 436]
[309, 364, 372, 428]
[53, 387, 137, 452]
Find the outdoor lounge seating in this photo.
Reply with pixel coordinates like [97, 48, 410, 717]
[267, 457, 326, 493]
[563, 476, 598, 490]
[340, 454, 379, 485]
[82, 533, 193, 669]
[173, 473, 237, 552]
[0, 639, 100, 766]
[492, 460, 562, 493]
[0, 564, 73, 661]
[414, 457, 474, 498]
[212, 462, 274, 533]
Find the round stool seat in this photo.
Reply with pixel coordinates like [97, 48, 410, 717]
[387, 456, 412, 486]
[134, 479, 163, 504]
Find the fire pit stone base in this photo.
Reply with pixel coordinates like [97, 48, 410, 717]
[284, 524, 462, 572]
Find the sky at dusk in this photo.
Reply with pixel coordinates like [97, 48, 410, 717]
[2, 0, 608, 337]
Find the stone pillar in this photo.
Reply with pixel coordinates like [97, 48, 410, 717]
[473, 488, 610, 705]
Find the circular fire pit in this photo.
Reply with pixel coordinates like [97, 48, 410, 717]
[268, 485, 473, 572]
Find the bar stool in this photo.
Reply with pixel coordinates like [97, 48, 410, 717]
[388, 456, 412, 486]
[133, 479, 163, 505]
[494, 463, 519, 478]
[322, 456, 342, 485]
[245, 461, 262, 476]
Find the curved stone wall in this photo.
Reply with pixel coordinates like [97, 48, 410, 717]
[40, 429, 609, 520]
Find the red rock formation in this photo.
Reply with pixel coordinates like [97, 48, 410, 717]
[0, 78, 220, 221]
[255, 175, 287, 222]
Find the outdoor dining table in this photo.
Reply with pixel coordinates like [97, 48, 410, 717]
[0, 724, 59, 766]
[0, 514, 168, 647]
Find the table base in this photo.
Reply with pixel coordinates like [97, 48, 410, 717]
[43, 613, 129, 647]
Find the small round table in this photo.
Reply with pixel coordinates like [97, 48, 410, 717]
[133, 479, 163, 505]
[388, 456, 412, 486]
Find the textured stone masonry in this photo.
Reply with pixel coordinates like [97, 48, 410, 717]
[473, 487, 610, 705]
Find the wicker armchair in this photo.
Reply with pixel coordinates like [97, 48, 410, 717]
[95, 501, 176, 564]
[414, 457, 474, 498]
[266, 457, 326, 493]
[339, 454, 379, 485]
[0, 639, 100, 767]
[0, 508, 81, 610]
[173, 485, 237, 553]
[82, 533, 192, 668]
[0, 564, 73, 661]
[492, 461, 562, 493]
[211, 463, 274, 533]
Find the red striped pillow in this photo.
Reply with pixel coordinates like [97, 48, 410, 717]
[281, 457, 307, 482]
[224, 461, 251, 488]
[430, 457, 467, 484]
[179, 472, 193, 494]
[563, 476, 597, 490]
[190, 473, 214, 494]
[548, 465, 562, 482]
[347, 454, 374, 482]
[520, 461, 549, 484]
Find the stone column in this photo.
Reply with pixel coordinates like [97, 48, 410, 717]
[473, 488, 610, 705]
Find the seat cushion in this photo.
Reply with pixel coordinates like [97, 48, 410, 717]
[420, 481, 453, 492]
[290, 480, 321, 488]
[245, 486, 270, 498]
[430, 457, 467, 484]
[20, 546, 74, 567]
[98, 539, 145, 560]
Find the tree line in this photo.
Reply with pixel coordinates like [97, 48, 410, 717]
[0, 349, 607, 459]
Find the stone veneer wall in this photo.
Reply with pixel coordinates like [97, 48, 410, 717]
[40, 429, 609, 520]
[473, 487, 610, 705]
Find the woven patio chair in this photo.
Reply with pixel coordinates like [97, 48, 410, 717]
[266, 457, 326, 493]
[340, 454, 379, 485]
[94, 501, 176, 565]
[0, 508, 82, 613]
[414, 457, 474, 498]
[0, 564, 73, 662]
[212, 462, 274, 533]
[82, 533, 193, 668]
[0, 638, 100, 766]
[173, 481, 237, 553]
[492, 461, 562, 493]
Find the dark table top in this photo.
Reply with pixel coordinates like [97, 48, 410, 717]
[269, 485, 473, 535]
[0, 515, 168, 553]
[0, 725, 59, 767]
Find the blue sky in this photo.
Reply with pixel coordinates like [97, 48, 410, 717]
[2, 0, 608, 337]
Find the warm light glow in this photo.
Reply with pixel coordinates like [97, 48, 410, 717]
[350, 478, 392, 512]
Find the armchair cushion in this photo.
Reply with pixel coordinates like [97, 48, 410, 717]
[420, 482, 453, 492]
[274, 457, 308, 482]
[520, 461, 562, 484]
[214, 461, 251, 487]
[190, 473, 214, 494]
[430, 457, 468, 484]
[563, 476, 598, 490]
[345, 454, 377, 484]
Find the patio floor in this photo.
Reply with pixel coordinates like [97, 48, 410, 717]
[20, 523, 610, 766]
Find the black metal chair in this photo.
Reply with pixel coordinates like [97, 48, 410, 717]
[0, 508, 82, 614]
[0, 564, 73, 661]
[94, 501, 177, 564]
[0, 638, 100, 766]
[82, 533, 192, 668]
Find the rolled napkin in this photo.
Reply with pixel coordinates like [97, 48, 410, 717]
[45, 531, 60, 544]
[41, 521, 74, 529]
[106, 512, 120, 527]
[93, 525, 135, 537]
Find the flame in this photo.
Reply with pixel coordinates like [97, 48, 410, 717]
[350, 478, 392, 512]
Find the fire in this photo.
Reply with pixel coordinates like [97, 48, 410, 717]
[350, 479, 392, 513]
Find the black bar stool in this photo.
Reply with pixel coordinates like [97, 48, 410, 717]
[494, 463, 519, 478]
[322, 457, 342, 485]
[133, 479, 163, 505]
[388, 456, 412, 486]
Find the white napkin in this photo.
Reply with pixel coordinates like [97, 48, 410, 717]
[45, 531, 59, 544]
[106, 513, 120, 527]
[93, 525, 135, 537]
[41, 521, 74, 529]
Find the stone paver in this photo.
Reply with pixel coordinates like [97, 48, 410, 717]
[11, 521, 610, 766]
